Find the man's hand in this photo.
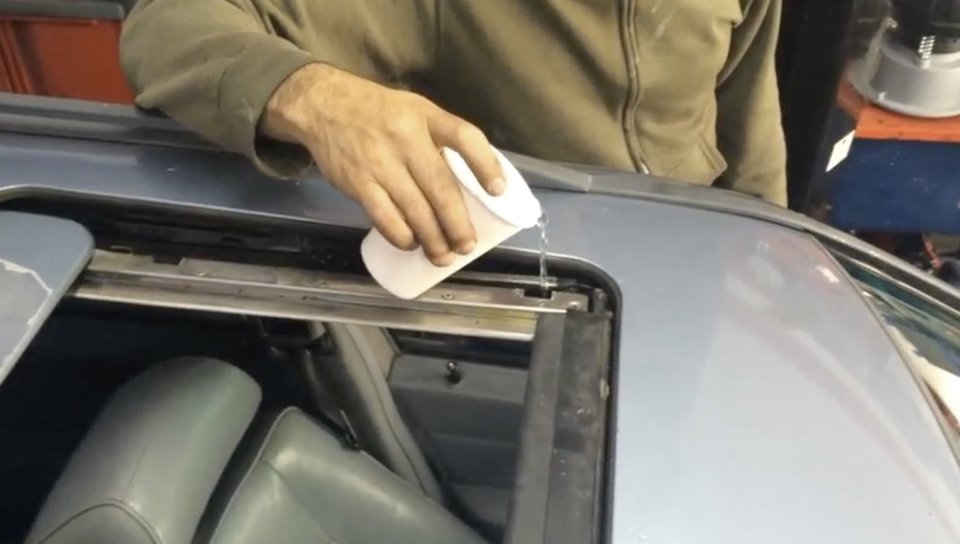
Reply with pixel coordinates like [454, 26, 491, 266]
[262, 63, 505, 266]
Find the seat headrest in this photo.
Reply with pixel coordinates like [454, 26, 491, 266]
[26, 357, 261, 544]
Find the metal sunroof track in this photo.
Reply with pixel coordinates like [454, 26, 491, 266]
[69, 250, 588, 341]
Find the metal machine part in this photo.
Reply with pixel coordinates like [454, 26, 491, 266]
[893, 0, 960, 55]
[851, 0, 960, 118]
[69, 250, 588, 342]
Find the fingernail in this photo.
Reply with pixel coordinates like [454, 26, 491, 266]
[457, 240, 477, 255]
[489, 177, 506, 195]
[433, 253, 456, 267]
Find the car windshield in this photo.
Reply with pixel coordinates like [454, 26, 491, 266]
[839, 256, 960, 451]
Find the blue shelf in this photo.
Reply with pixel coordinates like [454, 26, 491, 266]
[828, 139, 960, 233]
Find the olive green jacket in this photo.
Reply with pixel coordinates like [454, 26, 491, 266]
[121, 0, 787, 205]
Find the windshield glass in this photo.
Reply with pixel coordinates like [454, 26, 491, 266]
[840, 257, 960, 451]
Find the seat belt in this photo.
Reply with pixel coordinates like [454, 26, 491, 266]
[294, 346, 363, 451]
[254, 318, 362, 450]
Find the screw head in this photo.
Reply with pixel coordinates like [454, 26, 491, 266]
[445, 361, 463, 384]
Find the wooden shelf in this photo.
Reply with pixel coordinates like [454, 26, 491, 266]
[857, 104, 960, 143]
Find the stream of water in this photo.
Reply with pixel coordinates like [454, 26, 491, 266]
[537, 213, 549, 294]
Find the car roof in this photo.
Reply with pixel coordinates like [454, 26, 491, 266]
[2, 94, 960, 543]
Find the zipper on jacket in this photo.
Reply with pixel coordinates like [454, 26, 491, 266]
[619, 0, 650, 174]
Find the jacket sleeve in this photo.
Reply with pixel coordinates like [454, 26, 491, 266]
[714, 0, 788, 206]
[120, 0, 438, 178]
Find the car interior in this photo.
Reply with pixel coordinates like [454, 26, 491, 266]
[0, 198, 616, 544]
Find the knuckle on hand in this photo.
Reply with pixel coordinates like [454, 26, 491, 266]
[393, 189, 430, 218]
[406, 92, 435, 111]
[429, 188, 457, 211]
[384, 112, 422, 139]
[429, 185, 466, 220]
[454, 123, 486, 147]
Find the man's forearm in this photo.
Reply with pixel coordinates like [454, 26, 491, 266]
[121, 0, 318, 177]
[121, 0, 441, 180]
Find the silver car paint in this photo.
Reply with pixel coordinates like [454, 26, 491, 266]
[1, 132, 959, 543]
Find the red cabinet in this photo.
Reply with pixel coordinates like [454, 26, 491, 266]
[0, 1, 134, 103]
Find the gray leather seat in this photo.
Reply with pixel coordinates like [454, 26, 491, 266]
[25, 357, 485, 544]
